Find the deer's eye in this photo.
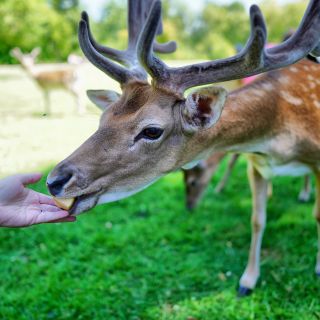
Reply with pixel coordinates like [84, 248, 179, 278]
[135, 127, 164, 142]
[190, 180, 197, 187]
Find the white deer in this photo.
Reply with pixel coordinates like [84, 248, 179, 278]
[10, 47, 85, 115]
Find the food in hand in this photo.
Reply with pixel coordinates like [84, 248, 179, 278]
[53, 197, 75, 210]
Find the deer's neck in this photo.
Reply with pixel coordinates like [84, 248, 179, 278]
[198, 80, 281, 156]
[21, 63, 37, 77]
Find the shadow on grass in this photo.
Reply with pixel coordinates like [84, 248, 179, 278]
[0, 162, 319, 319]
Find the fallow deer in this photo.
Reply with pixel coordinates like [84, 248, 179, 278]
[183, 154, 312, 210]
[47, 0, 320, 296]
[183, 153, 240, 210]
[10, 47, 86, 115]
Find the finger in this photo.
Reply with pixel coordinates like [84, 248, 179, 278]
[18, 173, 43, 186]
[37, 193, 56, 205]
[47, 216, 77, 223]
[39, 204, 63, 212]
[33, 210, 70, 224]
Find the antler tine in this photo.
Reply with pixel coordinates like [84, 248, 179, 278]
[170, 4, 268, 92]
[129, 0, 176, 54]
[140, 0, 320, 94]
[128, 1, 177, 54]
[266, 0, 320, 59]
[153, 4, 177, 54]
[154, 41, 177, 54]
[240, 5, 267, 69]
[81, 12, 126, 65]
[137, 1, 170, 82]
[311, 42, 320, 57]
[78, 19, 132, 84]
[127, 0, 147, 52]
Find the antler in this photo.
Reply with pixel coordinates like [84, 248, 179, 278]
[78, 0, 176, 85]
[138, 0, 320, 94]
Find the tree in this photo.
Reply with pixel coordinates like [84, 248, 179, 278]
[0, 0, 79, 63]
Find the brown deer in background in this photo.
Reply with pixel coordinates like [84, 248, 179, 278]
[183, 153, 312, 210]
[47, 0, 320, 296]
[10, 47, 86, 115]
[183, 153, 240, 209]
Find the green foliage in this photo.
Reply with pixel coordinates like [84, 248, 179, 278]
[94, 0, 127, 51]
[0, 0, 80, 64]
[261, 0, 308, 42]
[48, 0, 79, 12]
[0, 0, 310, 64]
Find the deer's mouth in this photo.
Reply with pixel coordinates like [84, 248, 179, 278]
[69, 192, 100, 216]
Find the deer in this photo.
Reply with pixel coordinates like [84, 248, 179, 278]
[46, 0, 320, 296]
[10, 47, 86, 115]
[183, 153, 312, 210]
[183, 152, 240, 210]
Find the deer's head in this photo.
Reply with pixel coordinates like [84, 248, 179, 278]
[183, 152, 227, 210]
[183, 162, 210, 211]
[10, 47, 41, 69]
[47, 0, 320, 215]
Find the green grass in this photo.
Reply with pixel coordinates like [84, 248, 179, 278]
[1, 65, 320, 319]
[0, 161, 319, 319]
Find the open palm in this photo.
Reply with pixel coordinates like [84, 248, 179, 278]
[0, 173, 76, 227]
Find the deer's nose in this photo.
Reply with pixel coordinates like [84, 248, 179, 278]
[186, 200, 195, 211]
[47, 172, 73, 196]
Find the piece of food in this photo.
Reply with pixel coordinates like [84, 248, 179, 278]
[53, 197, 75, 210]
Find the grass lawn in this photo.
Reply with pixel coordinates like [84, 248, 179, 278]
[0, 65, 320, 319]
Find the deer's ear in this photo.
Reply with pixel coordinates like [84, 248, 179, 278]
[182, 86, 228, 132]
[31, 47, 41, 58]
[87, 90, 120, 111]
[10, 47, 22, 59]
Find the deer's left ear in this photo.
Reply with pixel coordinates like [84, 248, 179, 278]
[87, 90, 120, 111]
[31, 47, 41, 58]
[181, 86, 228, 132]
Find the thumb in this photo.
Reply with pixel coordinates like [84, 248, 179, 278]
[17, 173, 43, 186]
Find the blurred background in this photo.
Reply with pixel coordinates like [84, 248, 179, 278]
[1, 1, 318, 319]
[0, 0, 309, 176]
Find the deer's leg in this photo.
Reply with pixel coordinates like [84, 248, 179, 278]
[69, 76, 86, 115]
[267, 182, 273, 198]
[43, 90, 50, 115]
[214, 153, 239, 193]
[313, 171, 320, 275]
[238, 161, 268, 297]
[298, 175, 312, 203]
[71, 88, 86, 115]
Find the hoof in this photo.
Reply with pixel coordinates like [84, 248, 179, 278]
[237, 286, 253, 297]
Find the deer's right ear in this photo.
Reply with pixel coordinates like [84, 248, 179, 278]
[87, 90, 120, 111]
[181, 86, 228, 133]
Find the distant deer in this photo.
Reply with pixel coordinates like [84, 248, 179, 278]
[47, 0, 320, 296]
[10, 47, 85, 115]
[183, 153, 312, 210]
[183, 153, 239, 209]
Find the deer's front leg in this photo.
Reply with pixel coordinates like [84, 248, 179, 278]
[214, 153, 239, 194]
[238, 162, 268, 297]
[298, 174, 312, 203]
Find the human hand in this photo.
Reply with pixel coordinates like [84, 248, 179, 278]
[0, 173, 76, 227]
